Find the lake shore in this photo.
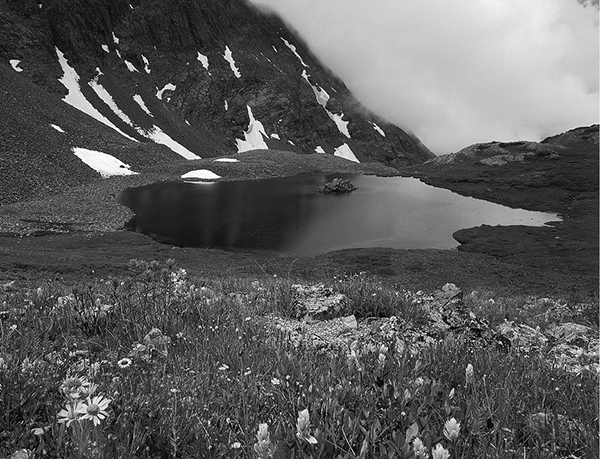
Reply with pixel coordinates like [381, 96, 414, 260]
[0, 146, 597, 298]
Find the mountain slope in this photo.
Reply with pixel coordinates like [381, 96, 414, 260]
[0, 0, 434, 204]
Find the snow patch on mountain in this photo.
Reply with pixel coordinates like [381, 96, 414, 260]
[327, 111, 350, 138]
[301, 71, 329, 108]
[197, 52, 209, 71]
[10, 60, 23, 72]
[334, 143, 359, 162]
[300, 70, 349, 137]
[236, 105, 268, 152]
[144, 126, 200, 160]
[124, 60, 139, 72]
[270, 133, 280, 140]
[111, 33, 120, 45]
[141, 55, 150, 73]
[224, 100, 229, 111]
[72, 147, 138, 177]
[281, 38, 308, 67]
[223, 46, 241, 78]
[88, 74, 138, 142]
[371, 122, 386, 137]
[214, 158, 239, 163]
[89, 75, 198, 159]
[56, 48, 135, 141]
[133, 94, 152, 115]
[315, 146, 326, 154]
[156, 83, 176, 100]
[50, 124, 65, 133]
[181, 169, 221, 180]
[101, 45, 109, 53]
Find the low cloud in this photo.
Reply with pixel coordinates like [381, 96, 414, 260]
[250, 0, 599, 153]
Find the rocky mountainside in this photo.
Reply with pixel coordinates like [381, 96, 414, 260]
[0, 0, 434, 204]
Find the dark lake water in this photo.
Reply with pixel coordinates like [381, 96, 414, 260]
[116, 174, 559, 255]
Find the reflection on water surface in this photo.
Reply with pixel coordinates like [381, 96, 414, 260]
[117, 174, 559, 255]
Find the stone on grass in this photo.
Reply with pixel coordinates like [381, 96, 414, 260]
[546, 322, 596, 347]
[291, 283, 351, 320]
[496, 321, 548, 353]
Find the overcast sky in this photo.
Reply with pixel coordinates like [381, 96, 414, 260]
[250, 0, 599, 154]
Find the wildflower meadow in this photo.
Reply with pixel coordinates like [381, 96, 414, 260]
[0, 259, 597, 458]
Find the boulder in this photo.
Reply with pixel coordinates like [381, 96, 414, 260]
[426, 284, 509, 349]
[291, 283, 352, 320]
[545, 322, 596, 347]
[317, 178, 358, 194]
[496, 321, 548, 353]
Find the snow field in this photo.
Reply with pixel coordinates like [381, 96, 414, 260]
[56, 48, 136, 141]
[214, 158, 239, 163]
[72, 147, 138, 178]
[281, 38, 308, 67]
[10, 60, 23, 72]
[236, 106, 269, 152]
[334, 143, 359, 162]
[156, 83, 176, 100]
[223, 46, 241, 78]
[181, 169, 221, 180]
[197, 51, 209, 71]
[133, 95, 152, 115]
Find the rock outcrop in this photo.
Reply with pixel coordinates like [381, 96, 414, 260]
[264, 283, 599, 376]
[316, 178, 358, 194]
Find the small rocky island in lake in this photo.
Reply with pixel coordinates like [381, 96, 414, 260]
[317, 178, 358, 194]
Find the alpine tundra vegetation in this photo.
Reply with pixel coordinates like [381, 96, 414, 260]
[0, 0, 597, 458]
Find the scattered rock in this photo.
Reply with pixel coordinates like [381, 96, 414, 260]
[545, 322, 596, 347]
[550, 340, 599, 375]
[496, 321, 548, 353]
[291, 283, 352, 320]
[317, 178, 358, 194]
[426, 284, 509, 349]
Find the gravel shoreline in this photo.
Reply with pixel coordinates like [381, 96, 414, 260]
[0, 150, 398, 236]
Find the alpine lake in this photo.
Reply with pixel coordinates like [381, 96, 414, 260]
[116, 174, 560, 256]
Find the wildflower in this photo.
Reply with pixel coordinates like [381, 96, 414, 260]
[254, 423, 275, 459]
[413, 437, 429, 459]
[117, 358, 132, 368]
[77, 395, 111, 426]
[296, 408, 317, 444]
[448, 388, 455, 399]
[60, 377, 88, 399]
[57, 401, 83, 426]
[347, 341, 362, 372]
[231, 441, 241, 449]
[79, 382, 98, 398]
[20, 357, 33, 374]
[443, 418, 461, 442]
[0, 357, 6, 371]
[218, 364, 229, 371]
[431, 443, 450, 459]
[271, 377, 280, 385]
[32, 426, 50, 436]
[465, 363, 474, 386]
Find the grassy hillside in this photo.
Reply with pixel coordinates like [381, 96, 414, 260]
[0, 260, 597, 458]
